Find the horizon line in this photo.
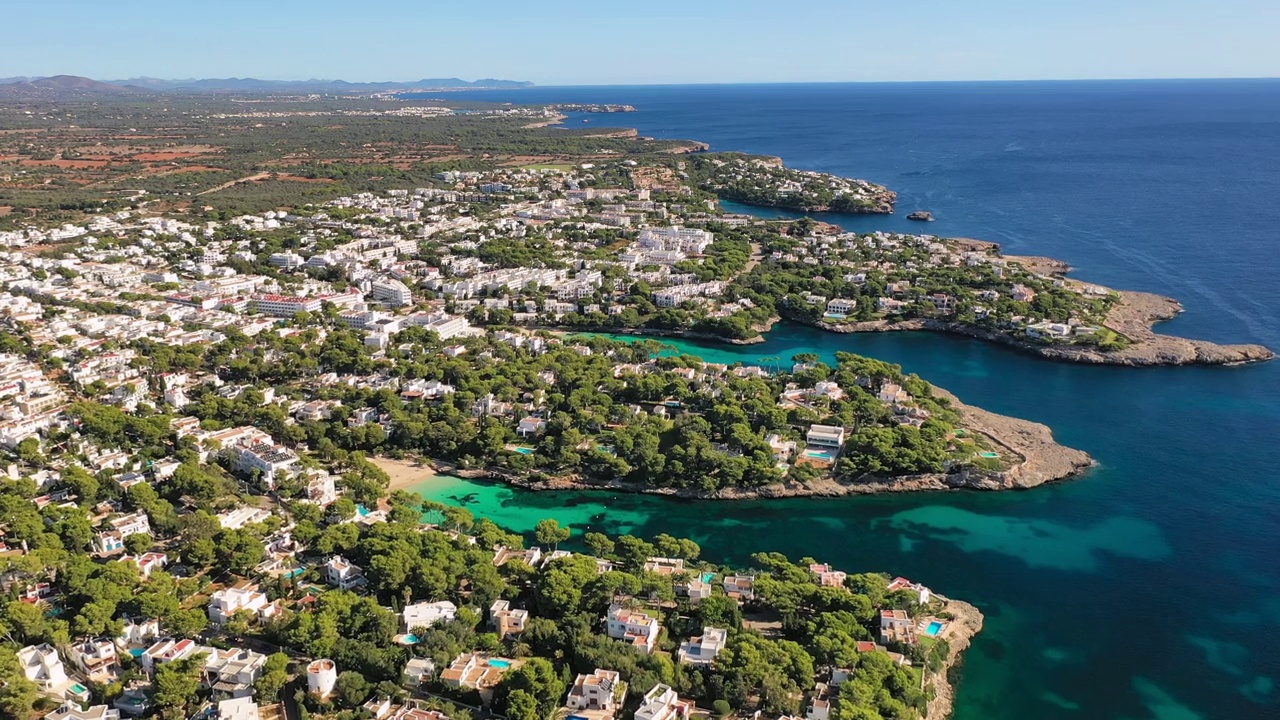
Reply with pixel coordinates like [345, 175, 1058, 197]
[6, 74, 1280, 88]
[467, 76, 1280, 89]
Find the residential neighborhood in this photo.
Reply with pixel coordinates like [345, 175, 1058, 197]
[0, 156, 983, 720]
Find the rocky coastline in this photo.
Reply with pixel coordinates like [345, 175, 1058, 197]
[810, 288, 1273, 367]
[427, 384, 1093, 500]
[536, 321, 773, 346]
[928, 597, 985, 720]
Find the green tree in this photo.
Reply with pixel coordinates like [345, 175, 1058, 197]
[495, 657, 565, 719]
[583, 532, 614, 558]
[534, 518, 570, 550]
[335, 670, 371, 708]
[123, 532, 153, 555]
[154, 653, 205, 719]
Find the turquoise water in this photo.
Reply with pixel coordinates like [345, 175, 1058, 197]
[69, 683, 86, 694]
[411, 319, 1280, 720]
[925, 621, 944, 637]
[803, 448, 838, 460]
[702, 572, 716, 583]
[513, 446, 535, 455]
[487, 659, 512, 669]
[128, 648, 143, 657]
[404, 81, 1280, 719]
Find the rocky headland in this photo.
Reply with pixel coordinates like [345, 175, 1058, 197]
[429, 383, 1093, 500]
[808, 239, 1275, 367]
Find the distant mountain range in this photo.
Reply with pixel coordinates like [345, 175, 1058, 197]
[0, 75, 533, 98]
[0, 75, 144, 97]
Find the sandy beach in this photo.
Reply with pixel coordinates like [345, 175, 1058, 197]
[371, 456, 438, 492]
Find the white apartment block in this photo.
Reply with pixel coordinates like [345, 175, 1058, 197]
[638, 226, 714, 254]
[249, 294, 324, 317]
[653, 281, 724, 308]
[371, 278, 413, 306]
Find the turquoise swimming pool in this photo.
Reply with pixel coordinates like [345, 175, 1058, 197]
[804, 448, 838, 460]
[924, 621, 944, 637]
[513, 447, 534, 455]
[487, 659, 511, 668]
[701, 572, 716, 583]
[69, 683, 87, 695]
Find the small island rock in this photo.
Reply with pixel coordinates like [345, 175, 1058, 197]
[907, 210, 935, 221]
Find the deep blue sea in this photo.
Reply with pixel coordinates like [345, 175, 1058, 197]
[408, 82, 1280, 719]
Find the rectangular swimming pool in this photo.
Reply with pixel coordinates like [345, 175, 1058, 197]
[487, 659, 512, 668]
[924, 621, 944, 636]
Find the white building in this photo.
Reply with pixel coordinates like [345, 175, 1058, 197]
[806, 424, 846, 448]
[249, 294, 324, 317]
[18, 643, 68, 694]
[605, 604, 661, 654]
[638, 226, 714, 254]
[633, 685, 692, 720]
[565, 668, 624, 719]
[203, 647, 268, 698]
[108, 511, 151, 537]
[217, 506, 273, 530]
[323, 555, 367, 591]
[267, 252, 305, 270]
[307, 659, 338, 698]
[208, 585, 272, 625]
[371, 278, 413, 307]
[886, 576, 932, 605]
[678, 627, 728, 666]
[45, 704, 121, 720]
[139, 638, 200, 675]
[402, 600, 458, 632]
[516, 416, 547, 437]
[218, 697, 260, 720]
[230, 440, 299, 480]
[67, 639, 119, 682]
[403, 657, 437, 688]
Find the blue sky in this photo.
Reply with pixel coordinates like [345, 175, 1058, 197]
[5, 0, 1278, 84]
